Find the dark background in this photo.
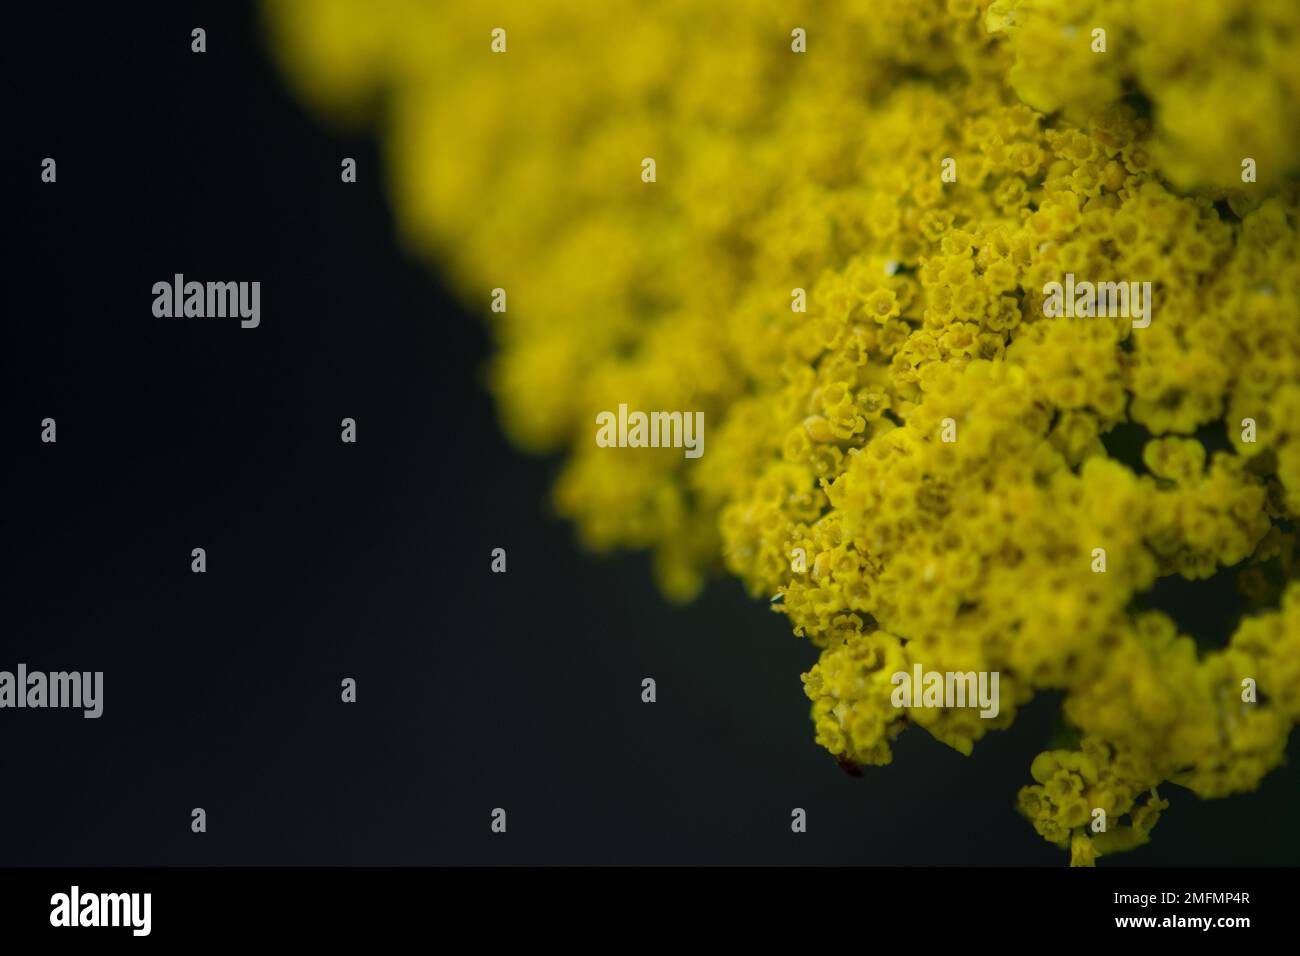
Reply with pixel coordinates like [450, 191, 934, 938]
[2, 1, 1295, 866]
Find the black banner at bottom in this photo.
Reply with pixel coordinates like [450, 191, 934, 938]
[0, 867, 1288, 942]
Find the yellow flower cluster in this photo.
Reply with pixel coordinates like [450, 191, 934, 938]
[264, 0, 1300, 863]
[1019, 737, 1169, 863]
[986, 0, 1300, 193]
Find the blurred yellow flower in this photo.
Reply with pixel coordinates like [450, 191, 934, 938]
[265, 0, 1300, 863]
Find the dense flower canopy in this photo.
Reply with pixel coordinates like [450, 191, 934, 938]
[266, 0, 1300, 863]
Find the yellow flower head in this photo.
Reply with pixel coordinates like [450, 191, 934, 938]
[265, 0, 1300, 864]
